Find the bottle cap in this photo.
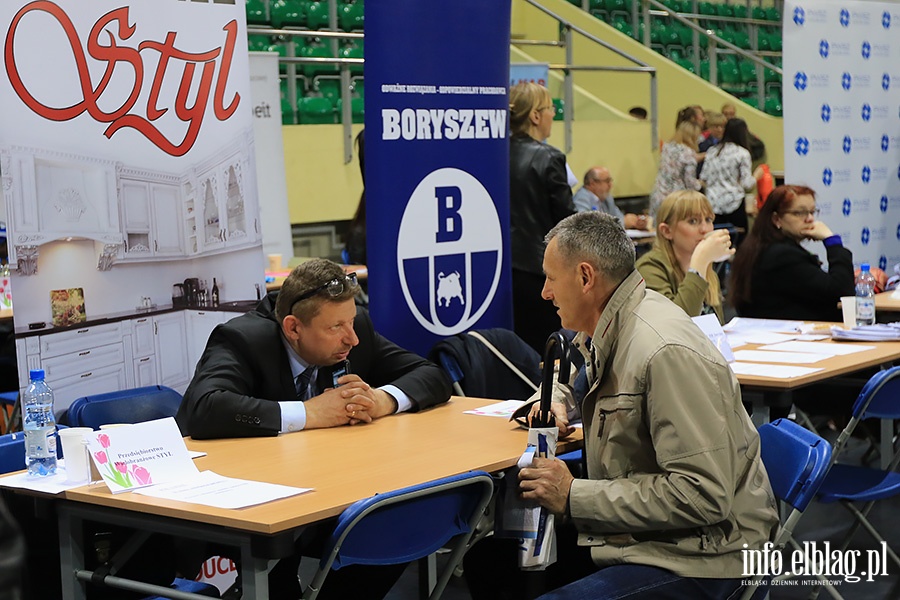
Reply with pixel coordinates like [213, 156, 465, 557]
[861, 263, 870, 272]
[29, 369, 45, 381]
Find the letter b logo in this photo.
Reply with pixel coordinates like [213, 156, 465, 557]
[435, 186, 463, 242]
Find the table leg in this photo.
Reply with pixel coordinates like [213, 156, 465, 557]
[881, 419, 893, 470]
[59, 505, 86, 600]
[240, 538, 270, 599]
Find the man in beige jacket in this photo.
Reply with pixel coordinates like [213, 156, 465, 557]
[466, 211, 779, 599]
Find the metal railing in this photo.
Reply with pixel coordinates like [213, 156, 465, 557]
[639, 0, 783, 110]
[521, 0, 659, 153]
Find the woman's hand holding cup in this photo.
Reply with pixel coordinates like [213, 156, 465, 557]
[690, 229, 735, 276]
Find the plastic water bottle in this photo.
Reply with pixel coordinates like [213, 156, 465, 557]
[855, 263, 876, 326]
[23, 369, 57, 477]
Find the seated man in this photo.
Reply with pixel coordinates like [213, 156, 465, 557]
[572, 167, 648, 230]
[176, 258, 452, 600]
[465, 212, 778, 599]
[177, 258, 451, 439]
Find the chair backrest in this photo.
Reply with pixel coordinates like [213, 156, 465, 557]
[0, 432, 25, 475]
[305, 471, 494, 600]
[851, 365, 900, 420]
[758, 419, 832, 513]
[67, 386, 183, 429]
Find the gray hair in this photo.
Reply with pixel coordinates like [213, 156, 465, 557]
[545, 212, 635, 285]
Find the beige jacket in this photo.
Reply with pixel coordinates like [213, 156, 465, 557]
[567, 270, 779, 578]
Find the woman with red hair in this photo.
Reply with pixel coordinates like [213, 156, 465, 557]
[729, 184, 854, 322]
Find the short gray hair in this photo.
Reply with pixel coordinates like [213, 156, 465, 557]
[545, 212, 635, 285]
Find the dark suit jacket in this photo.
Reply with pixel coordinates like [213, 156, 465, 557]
[176, 294, 451, 439]
[740, 239, 854, 322]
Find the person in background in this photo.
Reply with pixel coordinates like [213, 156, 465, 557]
[721, 102, 737, 120]
[573, 167, 649, 230]
[729, 184, 854, 323]
[699, 112, 725, 153]
[464, 211, 778, 599]
[177, 259, 451, 599]
[636, 191, 733, 323]
[650, 121, 702, 217]
[700, 117, 755, 237]
[508, 82, 576, 352]
[344, 129, 367, 265]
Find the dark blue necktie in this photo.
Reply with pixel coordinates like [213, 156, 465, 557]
[296, 367, 314, 401]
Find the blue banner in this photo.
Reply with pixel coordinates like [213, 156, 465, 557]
[365, 0, 513, 356]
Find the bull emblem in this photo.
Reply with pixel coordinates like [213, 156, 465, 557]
[436, 271, 465, 307]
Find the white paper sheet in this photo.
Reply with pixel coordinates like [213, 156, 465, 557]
[464, 400, 525, 418]
[729, 363, 824, 378]
[757, 341, 875, 356]
[692, 314, 735, 362]
[723, 317, 805, 333]
[0, 460, 96, 495]
[732, 350, 828, 364]
[134, 470, 312, 509]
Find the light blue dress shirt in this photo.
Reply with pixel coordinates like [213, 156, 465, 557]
[278, 335, 411, 432]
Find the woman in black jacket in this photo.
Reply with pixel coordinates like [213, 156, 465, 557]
[509, 82, 575, 351]
[729, 184, 854, 322]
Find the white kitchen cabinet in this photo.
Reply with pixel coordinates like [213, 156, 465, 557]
[131, 317, 155, 358]
[187, 310, 226, 372]
[119, 176, 185, 260]
[133, 354, 158, 387]
[154, 312, 191, 389]
[1, 147, 123, 265]
[53, 364, 128, 415]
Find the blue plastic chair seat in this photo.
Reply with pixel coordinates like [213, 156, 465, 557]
[67, 386, 183, 429]
[816, 464, 900, 503]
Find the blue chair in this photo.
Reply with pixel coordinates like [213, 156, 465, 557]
[741, 419, 834, 599]
[67, 386, 183, 429]
[0, 390, 19, 432]
[301, 471, 494, 600]
[0, 431, 25, 474]
[813, 367, 900, 574]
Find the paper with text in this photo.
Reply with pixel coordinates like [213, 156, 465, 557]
[729, 363, 824, 378]
[732, 350, 828, 364]
[757, 341, 875, 356]
[464, 400, 526, 418]
[134, 470, 311, 509]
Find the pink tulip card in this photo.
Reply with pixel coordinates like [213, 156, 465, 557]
[84, 417, 198, 494]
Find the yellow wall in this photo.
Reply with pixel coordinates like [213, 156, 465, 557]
[283, 0, 784, 224]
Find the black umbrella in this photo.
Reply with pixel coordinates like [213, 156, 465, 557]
[531, 332, 570, 429]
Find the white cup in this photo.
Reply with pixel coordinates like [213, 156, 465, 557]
[58, 427, 93, 484]
[841, 296, 857, 329]
[267, 254, 283, 272]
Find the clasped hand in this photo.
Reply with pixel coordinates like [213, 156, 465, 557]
[305, 374, 395, 429]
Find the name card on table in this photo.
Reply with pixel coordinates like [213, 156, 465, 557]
[84, 417, 198, 494]
[692, 314, 735, 363]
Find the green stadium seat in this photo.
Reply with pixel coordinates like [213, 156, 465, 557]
[246, 0, 268, 25]
[741, 96, 758, 109]
[698, 2, 717, 16]
[340, 2, 364, 32]
[765, 6, 780, 21]
[769, 32, 782, 51]
[757, 30, 772, 52]
[298, 96, 336, 124]
[552, 98, 565, 121]
[752, 7, 766, 20]
[351, 79, 364, 97]
[733, 29, 751, 50]
[339, 44, 364, 75]
[336, 97, 365, 124]
[674, 22, 693, 47]
[719, 62, 743, 93]
[270, 0, 305, 28]
[605, 0, 630, 21]
[739, 60, 757, 84]
[733, 5, 748, 19]
[281, 97, 295, 125]
[306, 1, 331, 29]
[764, 95, 782, 116]
[716, 4, 734, 17]
[675, 57, 695, 74]
[248, 34, 271, 52]
[611, 16, 632, 37]
[301, 44, 337, 78]
[700, 59, 710, 81]
[314, 78, 341, 106]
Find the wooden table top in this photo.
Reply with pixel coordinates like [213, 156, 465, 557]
[62, 397, 581, 535]
[734, 327, 900, 391]
[265, 264, 367, 292]
[874, 291, 900, 313]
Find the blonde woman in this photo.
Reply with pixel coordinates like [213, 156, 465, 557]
[508, 82, 575, 351]
[636, 190, 733, 323]
[649, 121, 703, 217]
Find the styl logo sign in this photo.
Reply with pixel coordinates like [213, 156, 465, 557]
[4, 2, 240, 156]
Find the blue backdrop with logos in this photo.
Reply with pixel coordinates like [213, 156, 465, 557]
[365, 0, 513, 356]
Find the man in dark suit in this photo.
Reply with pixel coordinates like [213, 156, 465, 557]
[175, 258, 451, 599]
[177, 258, 451, 440]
